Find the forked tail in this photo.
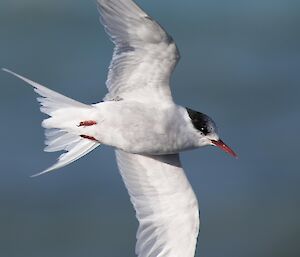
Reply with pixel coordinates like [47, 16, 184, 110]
[2, 68, 100, 176]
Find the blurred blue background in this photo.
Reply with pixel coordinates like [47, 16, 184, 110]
[0, 0, 299, 256]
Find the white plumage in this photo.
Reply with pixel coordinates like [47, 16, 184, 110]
[3, 0, 237, 256]
[116, 151, 199, 257]
[2, 68, 100, 176]
[97, 3, 200, 255]
[97, 0, 179, 103]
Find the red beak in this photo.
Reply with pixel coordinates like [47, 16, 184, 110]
[211, 139, 237, 158]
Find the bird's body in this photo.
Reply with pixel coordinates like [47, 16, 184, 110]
[93, 102, 195, 154]
[3, 0, 236, 256]
[50, 101, 206, 155]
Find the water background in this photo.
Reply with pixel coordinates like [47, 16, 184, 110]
[0, 0, 299, 256]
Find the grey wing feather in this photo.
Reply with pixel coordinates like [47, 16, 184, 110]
[97, 0, 180, 102]
[116, 150, 199, 257]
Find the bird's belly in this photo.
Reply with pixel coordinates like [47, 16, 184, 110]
[121, 133, 185, 155]
[92, 102, 194, 154]
[106, 122, 195, 155]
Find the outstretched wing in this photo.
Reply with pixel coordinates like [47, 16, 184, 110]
[97, 0, 180, 102]
[116, 150, 199, 257]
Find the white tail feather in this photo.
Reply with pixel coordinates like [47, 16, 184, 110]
[2, 68, 100, 176]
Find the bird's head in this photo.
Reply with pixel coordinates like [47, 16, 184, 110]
[186, 108, 237, 158]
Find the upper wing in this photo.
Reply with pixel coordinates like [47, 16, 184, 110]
[116, 150, 199, 257]
[97, 0, 180, 102]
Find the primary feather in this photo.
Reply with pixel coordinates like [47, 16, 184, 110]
[116, 151, 199, 257]
[97, 0, 180, 103]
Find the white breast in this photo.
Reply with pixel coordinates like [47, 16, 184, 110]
[92, 101, 197, 154]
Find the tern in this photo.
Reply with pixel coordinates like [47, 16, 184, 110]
[3, 0, 237, 256]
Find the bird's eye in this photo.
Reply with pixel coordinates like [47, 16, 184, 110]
[199, 126, 209, 135]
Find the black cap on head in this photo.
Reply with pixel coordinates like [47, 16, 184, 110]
[186, 108, 217, 135]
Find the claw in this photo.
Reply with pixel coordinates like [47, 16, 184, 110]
[80, 135, 98, 142]
[78, 120, 97, 127]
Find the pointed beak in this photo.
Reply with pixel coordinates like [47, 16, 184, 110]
[211, 139, 237, 158]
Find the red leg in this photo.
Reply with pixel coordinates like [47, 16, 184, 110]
[78, 120, 97, 127]
[80, 135, 98, 142]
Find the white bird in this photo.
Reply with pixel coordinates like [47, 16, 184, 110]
[3, 0, 236, 256]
